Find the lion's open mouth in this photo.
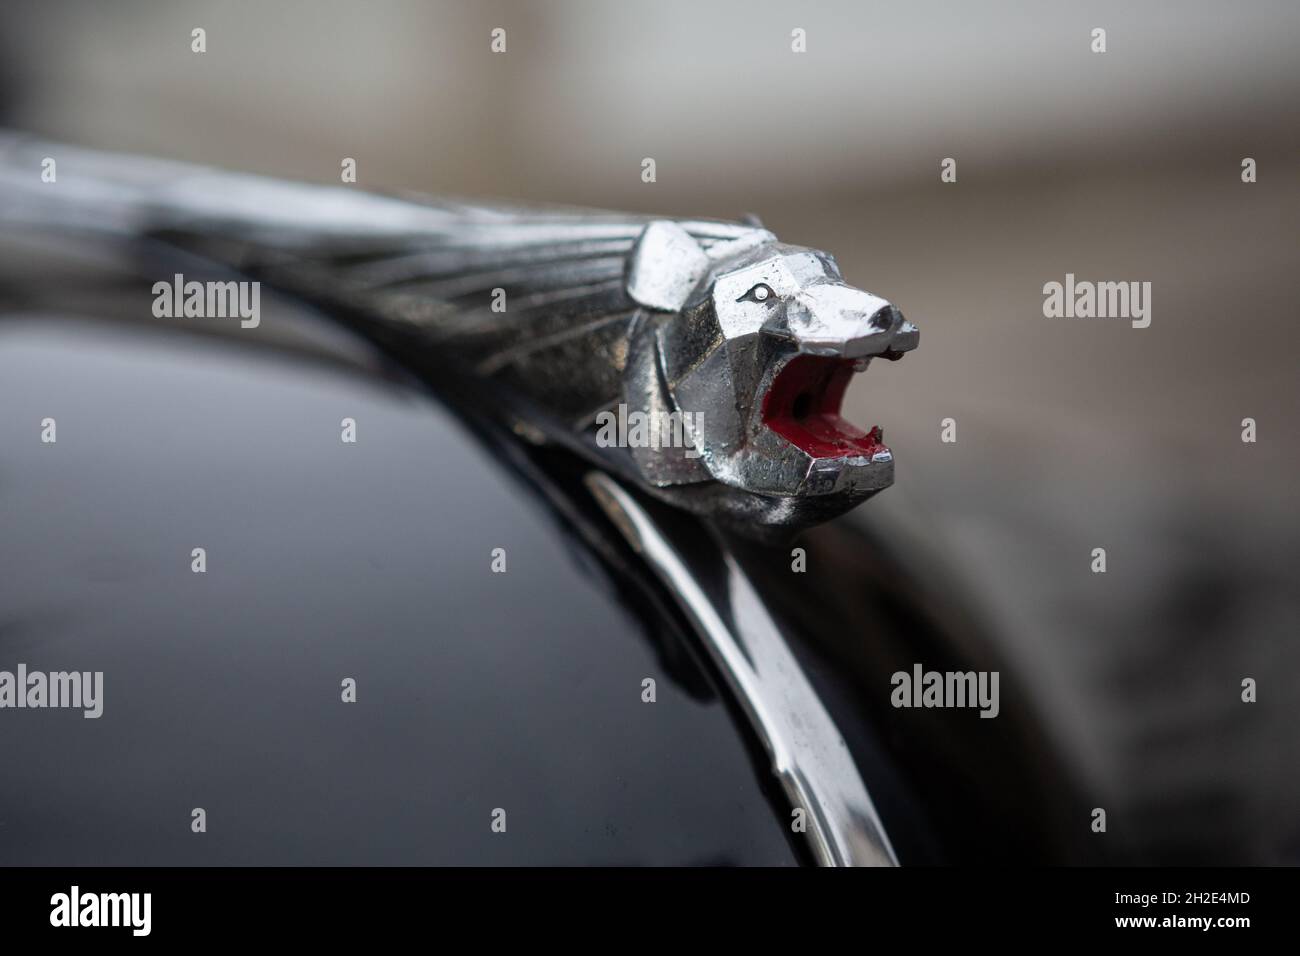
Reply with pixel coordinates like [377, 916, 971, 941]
[760, 354, 886, 459]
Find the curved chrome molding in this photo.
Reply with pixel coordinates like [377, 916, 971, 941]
[585, 472, 898, 867]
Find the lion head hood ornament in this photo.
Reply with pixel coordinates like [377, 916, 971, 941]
[622, 221, 917, 512]
[0, 135, 918, 537]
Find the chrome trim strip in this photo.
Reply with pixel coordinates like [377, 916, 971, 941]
[586, 472, 898, 867]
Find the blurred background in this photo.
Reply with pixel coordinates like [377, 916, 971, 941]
[2, 0, 1297, 862]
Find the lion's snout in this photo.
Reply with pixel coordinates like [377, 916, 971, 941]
[784, 284, 908, 358]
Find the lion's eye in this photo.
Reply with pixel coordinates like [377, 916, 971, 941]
[743, 283, 776, 303]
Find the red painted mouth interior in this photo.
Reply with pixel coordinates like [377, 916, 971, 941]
[761, 355, 885, 459]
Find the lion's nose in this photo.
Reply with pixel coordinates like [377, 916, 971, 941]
[868, 304, 896, 331]
[786, 285, 903, 357]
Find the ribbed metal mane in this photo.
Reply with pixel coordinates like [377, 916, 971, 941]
[169, 206, 768, 424]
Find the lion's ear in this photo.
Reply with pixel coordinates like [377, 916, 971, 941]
[626, 221, 710, 312]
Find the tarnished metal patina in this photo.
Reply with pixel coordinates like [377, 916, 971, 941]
[0, 136, 918, 537]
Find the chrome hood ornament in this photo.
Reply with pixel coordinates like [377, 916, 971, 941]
[622, 221, 918, 508]
[0, 135, 918, 537]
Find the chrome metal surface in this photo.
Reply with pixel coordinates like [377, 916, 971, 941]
[585, 472, 899, 866]
[0, 134, 917, 538]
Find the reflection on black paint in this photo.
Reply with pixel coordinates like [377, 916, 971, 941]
[0, 256, 797, 864]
